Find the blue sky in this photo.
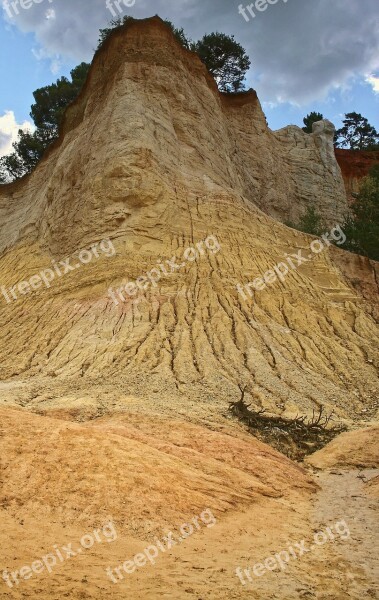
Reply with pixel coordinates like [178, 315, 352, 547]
[263, 79, 379, 132]
[0, 20, 72, 115]
[1, 0, 378, 156]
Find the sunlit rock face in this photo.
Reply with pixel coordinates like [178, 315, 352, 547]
[0, 17, 377, 423]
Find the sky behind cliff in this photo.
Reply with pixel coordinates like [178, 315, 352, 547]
[1, 0, 378, 156]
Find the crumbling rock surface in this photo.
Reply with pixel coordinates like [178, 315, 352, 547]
[273, 119, 347, 223]
[0, 17, 377, 423]
[0, 17, 378, 600]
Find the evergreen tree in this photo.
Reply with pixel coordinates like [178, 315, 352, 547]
[192, 32, 251, 92]
[286, 206, 325, 237]
[302, 112, 324, 134]
[30, 62, 90, 139]
[335, 112, 379, 150]
[340, 165, 379, 260]
[0, 63, 90, 182]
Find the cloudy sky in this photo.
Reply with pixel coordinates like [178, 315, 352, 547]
[1, 0, 378, 156]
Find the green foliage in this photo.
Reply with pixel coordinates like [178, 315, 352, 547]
[335, 112, 379, 150]
[0, 63, 90, 183]
[286, 205, 325, 237]
[363, 141, 379, 151]
[0, 163, 7, 183]
[0, 129, 50, 181]
[98, 19, 250, 93]
[339, 166, 379, 260]
[97, 15, 136, 48]
[192, 32, 251, 93]
[0, 152, 21, 183]
[30, 62, 89, 138]
[302, 111, 324, 134]
[163, 20, 192, 50]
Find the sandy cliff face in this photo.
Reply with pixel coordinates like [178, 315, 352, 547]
[271, 119, 347, 223]
[0, 17, 378, 600]
[0, 21, 348, 254]
[0, 17, 377, 423]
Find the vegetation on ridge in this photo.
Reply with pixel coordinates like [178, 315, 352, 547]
[98, 16, 251, 93]
[302, 110, 379, 150]
[302, 111, 324, 134]
[335, 112, 379, 151]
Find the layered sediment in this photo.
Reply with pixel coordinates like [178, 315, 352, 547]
[0, 16, 377, 423]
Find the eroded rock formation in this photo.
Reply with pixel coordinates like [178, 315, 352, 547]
[0, 17, 378, 600]
[0, 16, 377, 424]
[272, 118, 347, 223]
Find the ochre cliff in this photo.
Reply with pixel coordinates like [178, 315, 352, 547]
[335, 148, 379, 201]
[0, 17, 377, 424]
[0, 17, 378, 600]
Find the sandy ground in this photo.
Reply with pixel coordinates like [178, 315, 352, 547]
[1, 472, 377, 599]
[311, 469, 379, 599]
[0, 409, 378, 599]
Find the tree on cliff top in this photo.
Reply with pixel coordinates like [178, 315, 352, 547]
[339, 165, 379, 260]
[163, 20, 193, 50]
[30, 62, 89, 139]
[335, 112, 379, 150]
[98, 17, 193, 50]
[192, 32, 250, 93]
[302, 112, 324, 134]
[97, 15, 136, 47]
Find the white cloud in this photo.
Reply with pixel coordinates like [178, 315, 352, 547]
[0, 111, 34, 158]
[366, 75, 379, 94]
[45, 8, 56, 20]
[32, 46, 62, 74]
